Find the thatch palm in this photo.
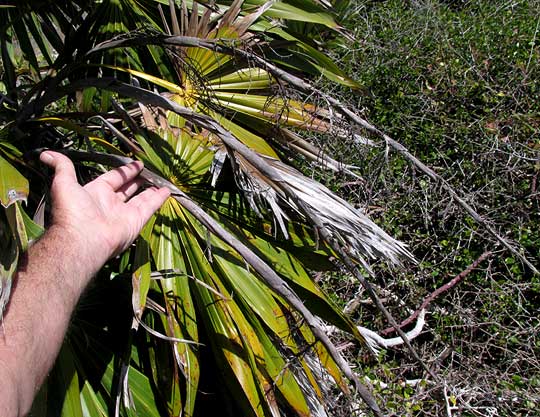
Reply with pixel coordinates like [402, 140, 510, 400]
[1, 1, 411, 416]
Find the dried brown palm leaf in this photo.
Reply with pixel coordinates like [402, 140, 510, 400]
[229, 152, 414, 269]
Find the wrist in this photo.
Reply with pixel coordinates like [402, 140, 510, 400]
[50, 218, 116, 261]
[45, 224, 107, 293]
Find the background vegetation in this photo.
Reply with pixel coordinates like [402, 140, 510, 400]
[313, 0, 540, 415]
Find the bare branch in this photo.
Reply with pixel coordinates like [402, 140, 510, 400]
[381, 251, 492, 336]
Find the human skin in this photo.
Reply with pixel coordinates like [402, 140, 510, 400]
[0, 151, 170, 417]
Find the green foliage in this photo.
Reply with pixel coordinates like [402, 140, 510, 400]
[313, 1, 540, 415]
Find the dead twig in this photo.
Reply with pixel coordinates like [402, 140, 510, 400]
[90, 34, 537, 276]
[381, 251, 492, 336]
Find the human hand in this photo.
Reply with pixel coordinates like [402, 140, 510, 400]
[40, 151, 170, 266]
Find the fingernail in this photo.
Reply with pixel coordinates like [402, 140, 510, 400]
[40, 152, 54, 164]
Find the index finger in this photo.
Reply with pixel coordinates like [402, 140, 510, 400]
[91, 161, 144, 191]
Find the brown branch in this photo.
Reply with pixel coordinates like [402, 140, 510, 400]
[381, 251, 492, 336]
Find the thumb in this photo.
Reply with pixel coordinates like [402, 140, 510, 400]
[40, 151, 77, 184]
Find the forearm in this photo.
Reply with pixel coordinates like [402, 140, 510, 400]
[0, 225, 101, 416]
[0, 153, 169, 416]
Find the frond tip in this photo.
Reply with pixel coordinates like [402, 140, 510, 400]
[231, 153, 415, 269]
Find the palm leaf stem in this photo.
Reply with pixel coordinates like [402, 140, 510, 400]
[115, 83, 428, 381]
[274, 129, 361, 178]
[53, 147, 382, 416]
